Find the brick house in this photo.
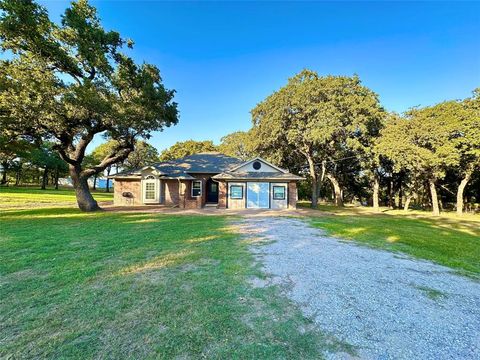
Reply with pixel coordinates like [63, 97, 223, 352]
[111, 152, 303, 209]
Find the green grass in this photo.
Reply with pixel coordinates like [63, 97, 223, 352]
[300, 203, 480, 278]
[0, 186, 113, 209]
[0, 205, 347, 358]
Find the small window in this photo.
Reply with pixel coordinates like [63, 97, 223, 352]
[230, 185, 243, 199]
[145, 175, 155, 180]
[192, 180, 202, 197]
[272, 186, 286, 200]
[253, 161, 262, 170]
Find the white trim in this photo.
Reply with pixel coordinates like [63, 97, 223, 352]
[191, 180, 202, 197]
[142, 176, 160, 203]
[229, 157, 288, 173]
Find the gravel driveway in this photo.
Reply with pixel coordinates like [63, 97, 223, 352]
[238, 216, 480, 360]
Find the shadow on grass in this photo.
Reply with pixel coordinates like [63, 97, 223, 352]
[1, 207, 350, 358]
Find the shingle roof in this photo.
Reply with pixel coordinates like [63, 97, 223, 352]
[111, 152, 243, 178]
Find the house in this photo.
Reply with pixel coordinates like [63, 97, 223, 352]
[111, 152, 304, 209]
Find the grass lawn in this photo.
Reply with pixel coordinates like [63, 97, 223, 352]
[1, 198, 347, 358]
[299, 202, 480, 278]
[0, 186, 113, 209]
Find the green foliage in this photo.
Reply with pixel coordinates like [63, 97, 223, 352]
[377, 91, 480, 181]
[122, 140, 159, 169]
[159, 139, 217, 161]
[251, 69, 385, 206]
[218, 131, 256, 160]
[0, 0, 178, 209]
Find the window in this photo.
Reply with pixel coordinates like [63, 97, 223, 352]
[272, 185, 286, 200]
[252, 161, 262, 170]
[145, 175, 155, 180]
[230, 185, 243, 199]
[192, 180, 202, 197]
[145, 182, 156, 200]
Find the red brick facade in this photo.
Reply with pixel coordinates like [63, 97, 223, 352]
[114, 178, 298, 209]
[113, 179, 141, 206]
[288, 181, 298, 209]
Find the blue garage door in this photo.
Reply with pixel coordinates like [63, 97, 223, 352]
[247, 182, 269, 209]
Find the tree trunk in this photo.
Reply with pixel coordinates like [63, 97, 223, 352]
[404, 195, 412, 212]
[388, 178, 394, 209]
[305, 155, 318, 208]
[428, 178, 440, 216]
[456, 171, 472, 216]
[106, 166, 111, 193]
[372, 174, 380, 212]
[41, 168, 48, 190]
[54, 167, 59, 190]
[1, 161, 8, 184]
[70, 166, 100, 212]
[326, 173, 343, 206]
[93, 173, 97, 190]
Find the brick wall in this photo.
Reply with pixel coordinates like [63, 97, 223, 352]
[218, 181, 227, 209]
[164, 180, 180, 205]
[114, 179, 141, 206]
[288, 181, 298, 209]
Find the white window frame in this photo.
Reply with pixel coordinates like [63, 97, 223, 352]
[191, 180, 202, 197]
[142, 175, 159, 203]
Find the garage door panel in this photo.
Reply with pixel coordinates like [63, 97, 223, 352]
[247, 182, 269, 209]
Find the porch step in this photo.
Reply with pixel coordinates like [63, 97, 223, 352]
[204, 203, 218, 209]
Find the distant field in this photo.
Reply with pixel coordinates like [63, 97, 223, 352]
[298, 202, 480, 277]
[0, 186, 113, 209]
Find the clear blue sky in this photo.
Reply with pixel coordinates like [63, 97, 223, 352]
[40, 1, 480, 153]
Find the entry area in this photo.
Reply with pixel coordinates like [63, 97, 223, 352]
[206, 178, 219, 203]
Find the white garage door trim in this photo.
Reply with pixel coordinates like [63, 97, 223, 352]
[247, 182, 270, 209]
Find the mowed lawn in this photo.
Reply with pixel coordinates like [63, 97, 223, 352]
[0, 192, 344, 358]
[0, 186, 113, 209]
[300, 203, 480, 278]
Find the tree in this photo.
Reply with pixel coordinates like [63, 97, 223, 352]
[452, 89, 480, 215]
[28, 142, 66, 189]
[251, 70, 384, 208]
[0, 0, 178, 211]
[123, 140, 159, 170]
[159, 140, 217, 161]
[376, 109, 460, 216]
[218, 131, 256, 160]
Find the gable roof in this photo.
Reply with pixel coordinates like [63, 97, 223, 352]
[111, 152, 243, 179]
[228, 156, 288, 173]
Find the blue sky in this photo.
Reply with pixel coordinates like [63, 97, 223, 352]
[40, 1, 480, 153]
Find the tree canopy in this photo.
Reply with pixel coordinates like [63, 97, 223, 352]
[251, 69, 385, 207]
[159, 140, 217, 161]
[0, 0, 178, 210]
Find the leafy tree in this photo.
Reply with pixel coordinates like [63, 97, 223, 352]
[251, 70, 384, 208]
[123, 140, 159, 170]
[159, 140, 217, 161]
[0, 0, 178, 211]
[28, 142, 66, 189]
[0, 133, 32, 184]
[376, 107, 460, 216]
[451, 90, 480, 215]
[218, 131, 256, 160]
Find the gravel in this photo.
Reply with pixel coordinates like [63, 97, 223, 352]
[237, 216, 480, 360]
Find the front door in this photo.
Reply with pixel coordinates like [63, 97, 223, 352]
[206, 178, 219, 203]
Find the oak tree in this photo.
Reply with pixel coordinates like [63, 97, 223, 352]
[0, 0, 178, 210]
